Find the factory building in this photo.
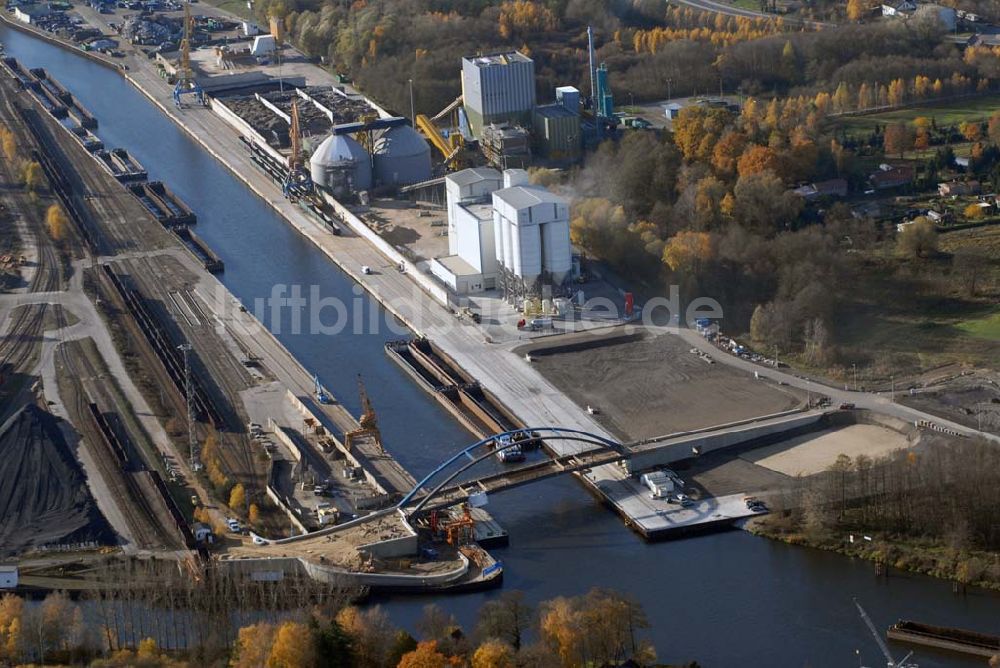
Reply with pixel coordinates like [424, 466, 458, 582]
[431, 167, 571, 301]
[533, 103, 581, 161]
[492, 170, 571, 302]
[461, 52, 535, 140]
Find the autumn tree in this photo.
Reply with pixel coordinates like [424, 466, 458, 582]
[21, 161, 43, 192]
[964, 203, 986, 219]
[961, 121, 982, 143]
[230, 483, 247, 513]
[896, 217, 938, 258]
[731, 170, 803, 235]
[988, 111, 1000, 145]
[248, 503, 261, 526]
[497, 0, 556, 39]
[883, 123, 913, 158]
[397, 640, 449, 668]
[231, 622, 276, 668]
[0, 125, 17, 163]
[471, 639, 515, 668]
[736, 144, 780, 178]
[46, 204, 68, 241]
[267, 621, 316, 668]
[662, 231, 716, 274]
[0, 594, 23, 663]
[913, 117, 932, 150]
[335, 605, 396, 668]
[846, 0, 865, 21]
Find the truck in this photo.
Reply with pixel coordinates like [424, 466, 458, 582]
[494, 434, 525, 463]
[640, 471, 675, 499]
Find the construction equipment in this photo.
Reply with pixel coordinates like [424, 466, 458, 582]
[344, 374, 382, 452]
[854, 599, 918, 668]
[443, 504, 475, 546]
[313, 374, 331, 404]
[173, 1, 206, 108]
[282, 100, 310, 198]
[415, 113, 468, 170]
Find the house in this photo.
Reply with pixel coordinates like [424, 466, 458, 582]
[881, 0, 917, 17]
[869, 165, 915, 190]
[938, 180, 980, 197]
[793, 178, 849, 201]
[13, 3, 51, 23]
[664, 102, 683, 120]
[0, 566, 17, 589]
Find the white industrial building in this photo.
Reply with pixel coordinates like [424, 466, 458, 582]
[461, 52, 536, 140]
[431, 167, 571, 300]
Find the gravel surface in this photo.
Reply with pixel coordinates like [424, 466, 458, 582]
[526, 331, 803, 441]
[0, 404, 115, 557]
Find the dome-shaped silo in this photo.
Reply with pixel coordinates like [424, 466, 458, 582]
[372, 126, 432, 186]
[309, 133, 372, 196]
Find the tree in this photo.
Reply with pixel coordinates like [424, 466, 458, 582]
[896, 217, 938, 258]
[961, 121, 982, 143]
[230, 483, 247, 512]
[335, 605, 396, 668]
[231, 622, 276, 668]
[952, 246, 989, 296]
[662, 231, 716, 274]
[963, 203, 986, 219]
[846, 0, 865, 21]
[913, 117, 932, 150]
[475, 591, 532, 652]
[21, 161, 43, 191]
[0, 594, 23, 663]
[471, 640, 515, 668]
[267, 621, 316, 668]
[731, 170, 803, 235]
[248, 503, 261, 526]
[988, 112, 1000, 146]
[883, 123, 913, 158]
[396, 640, 449, 668]
[736, 144, 780, 177]
[46, 204, 68, 241]
[0, 126, 17, 163]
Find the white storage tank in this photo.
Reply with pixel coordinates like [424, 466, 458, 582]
[309, 134, 372, 196]
[516, 222, 542, 280]
[541, 218, 572, 283]
[373, 126, 432, 186]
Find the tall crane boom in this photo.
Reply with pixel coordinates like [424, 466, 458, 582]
[173, 1, 205, 108]
[854, 599, 917, 668]
[288, 100, 301, 171]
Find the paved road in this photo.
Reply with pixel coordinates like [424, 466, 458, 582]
[671, 0, 835, 28]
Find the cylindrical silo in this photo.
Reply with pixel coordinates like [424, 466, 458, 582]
[517, 222, 541, 281]
[309, 133, 372, 197]
[541, 219, 572, 284]
[372, 126, 432, 186]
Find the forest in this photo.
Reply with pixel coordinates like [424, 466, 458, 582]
[755, 434, 1000, 589]
[0, 585, 673, 667]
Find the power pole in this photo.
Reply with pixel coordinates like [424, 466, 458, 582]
[178, 344, 197, 470]
[408, 78, 415, 126]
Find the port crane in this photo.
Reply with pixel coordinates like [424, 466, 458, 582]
[344, 374, 382, 452]
[173, 1, 206, 108]
[854, 599, 917, 668]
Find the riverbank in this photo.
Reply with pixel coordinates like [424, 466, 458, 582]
[749, 518, 1000, 592]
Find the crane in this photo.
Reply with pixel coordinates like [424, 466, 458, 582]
[345, 374, 382, 452]
[854, 600, 917, 668]
[282, 100, 310, 198]
[173, 1, 206, 108]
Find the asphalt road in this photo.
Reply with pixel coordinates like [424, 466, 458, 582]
[670, 0, 835, 28]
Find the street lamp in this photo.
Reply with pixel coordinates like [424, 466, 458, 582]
[852, 363, 858, 391]
[408, 78, 415, 126]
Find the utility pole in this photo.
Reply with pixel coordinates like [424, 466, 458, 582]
[890, 375, 895, 403]
[408, 78, 415, 126]
[178, 344, 197, 470]
[666, 78, 673, 102]
[852, 363, 858, 391]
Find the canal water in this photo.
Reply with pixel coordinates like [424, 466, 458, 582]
[3, 25, 997, 666]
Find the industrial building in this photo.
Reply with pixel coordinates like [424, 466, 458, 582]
[431, 167, 571, 301]
[309, 133, 372, 197]
[461, 52, 536, 140]
[533, 103, 581, 161]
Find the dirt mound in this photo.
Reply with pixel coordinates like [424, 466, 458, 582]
[0, 404, 115, 557]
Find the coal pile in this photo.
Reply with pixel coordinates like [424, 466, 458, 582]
[225, 87, 373, 145]
[0, 404, 115, 557]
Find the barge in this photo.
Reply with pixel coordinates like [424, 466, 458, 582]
[128, 181, 196, 228]
[96, 148, 147, 182]
[887, 620, 1000, 658]
[174, 226, 224, 273]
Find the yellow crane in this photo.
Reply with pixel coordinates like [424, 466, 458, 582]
[415, 113, 467, 170]
[345, 374, 382, 452]
[173, 2, 205, 107]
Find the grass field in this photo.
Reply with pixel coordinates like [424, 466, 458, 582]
[199, 0, 254, 20]
[835, 95, 1000, 138]
[958, 311, 1000, 341]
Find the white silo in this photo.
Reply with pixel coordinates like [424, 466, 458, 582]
[309, 133, 372, 197]
[372, 125, 432, 186]
[541, 218, 572, 283]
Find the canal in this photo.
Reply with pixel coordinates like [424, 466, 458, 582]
[2, 24, 997, 666]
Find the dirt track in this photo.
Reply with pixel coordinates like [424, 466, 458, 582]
[0, 404, 115, 557]
[524, 330, 803, 441]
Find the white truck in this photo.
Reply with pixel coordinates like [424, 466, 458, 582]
[640, 471, 676, 499]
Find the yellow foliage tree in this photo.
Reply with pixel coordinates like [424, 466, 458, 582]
[497, 0, 556, 39]
[397, 640, 449, 668]
[21, 161, 43, 191]
[0, 126, 17, 163]
[248, 503, 260, 526]
[46, 204, 68, 241]
[964, 203, 986, 219]
[0, 594, 23, 663]
[471, 639, 515, 668]
[662, 231, 716, 273]
[846, 0, 865, 21]
[231, 622, 276, 668]
[267, 621, 316, 668]
[960, 121, 982, 143]
[229, 483, 246, 512]
[736, 144, 779, 178]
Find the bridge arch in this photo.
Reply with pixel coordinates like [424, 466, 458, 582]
[397, 427, 625, 516]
